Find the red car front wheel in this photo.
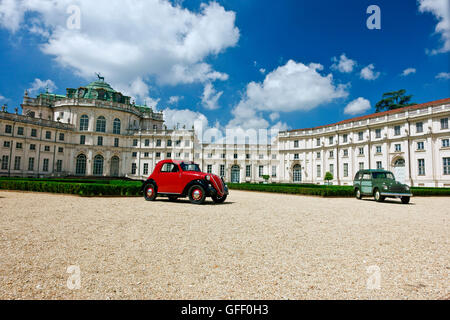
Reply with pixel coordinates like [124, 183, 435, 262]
[188, 185, 206, 205]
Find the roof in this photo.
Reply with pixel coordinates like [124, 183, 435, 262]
[285, 98, 450, 133]
[85, 80, 116, 93]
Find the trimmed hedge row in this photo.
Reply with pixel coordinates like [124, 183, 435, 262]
[228, 183, 450, 197]
[227, 183, 354, 197]
[0, 180, 142, 197]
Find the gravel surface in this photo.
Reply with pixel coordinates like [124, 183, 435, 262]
[0, 190, 448, 300]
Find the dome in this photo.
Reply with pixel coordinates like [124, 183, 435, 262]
[85, 80, 116, 93]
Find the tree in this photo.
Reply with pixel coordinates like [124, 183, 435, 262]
[375, 89, 416, 113]
[324, 172, 334, 185]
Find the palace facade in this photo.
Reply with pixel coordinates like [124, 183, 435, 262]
[0, 79, 449, 187]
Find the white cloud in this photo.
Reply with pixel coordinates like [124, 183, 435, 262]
[331, 53, 357, 73]
[227, 60, 348, 130]
[344, 97, 371, 115]
[401, 68, 417, 76]
[259, 68, 266, 74]
[27, 79, 57, 95]
[269, 112, 280, 121]
[0, 0, 239, 91]
[201, 82, 223, 110]
[168, 96, 183, 104]
[418, 0, 450, 54]
[115, 77, 160, 108]
[436, 72, 450, 79]
[163, 107, 208, 131]
[360, 64, 380, 80]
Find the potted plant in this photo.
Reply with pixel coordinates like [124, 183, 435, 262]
[262, 175, 270, 184]
[324, 172, 334, 186]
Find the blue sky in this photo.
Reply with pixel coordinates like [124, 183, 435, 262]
[0, 0, 448, 131]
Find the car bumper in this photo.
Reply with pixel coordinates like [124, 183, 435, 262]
[207, 184, 229, 197]
[380, 192, 413, 197]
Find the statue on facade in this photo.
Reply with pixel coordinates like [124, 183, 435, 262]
[95, 72, 105, 82]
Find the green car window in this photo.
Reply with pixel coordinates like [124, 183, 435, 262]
[372, 172, 395, 180]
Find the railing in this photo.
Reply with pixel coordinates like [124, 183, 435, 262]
[0, 112, 75, 130]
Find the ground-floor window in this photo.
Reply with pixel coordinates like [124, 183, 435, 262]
[359, 162, 364, 170]
[76, 154, 86, 175]
[220, 165, 225, 177]
[343, 163, 349, 177]
[418, 159, 425, 176]
[259, 165, 264, 178]
[143, 163, 149, 175]
[110, 156, 120, 177]
[317, 164, 321, 178]
[28, 157, 34, 171]
[2, 155, 9, 170]
[329, 164, 334, 176]
[131, 163, 137, 175]
[272, 165, 277, 178]
[14, 156, 21, 170]
[376, 161, 383, 169]
[56, 160, 63, 173]
[246, 165, 251, 177]
[231, 165, 240, 183]
[293, 165, 301, 182]
[443, 158, 450, 175]
[93, 155, 104, 176]
[43, 159, 49, 172]
[207, 165, 212, 174]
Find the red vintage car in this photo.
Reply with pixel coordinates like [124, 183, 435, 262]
[142, 160, 229, 204]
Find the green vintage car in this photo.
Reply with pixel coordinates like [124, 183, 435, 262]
[353, 169, 413, 204]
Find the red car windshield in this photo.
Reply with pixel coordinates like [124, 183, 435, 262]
[181, 163, 201, 172]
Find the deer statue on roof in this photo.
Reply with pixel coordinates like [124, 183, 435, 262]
[95, 72, 105, 82]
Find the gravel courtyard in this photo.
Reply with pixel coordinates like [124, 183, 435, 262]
[0, 190, 448, 300]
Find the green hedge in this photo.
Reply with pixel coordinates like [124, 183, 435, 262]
[228, 183, 450, 197]
[0, 179, 142, 197]
[228, 183, 354, 197]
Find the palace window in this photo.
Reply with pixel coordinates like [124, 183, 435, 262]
[444, 158, 450, 175]
[80, 115, 89, 131]
[167, 140, 172, 147]
[329, 164, 334, 175]
[418, 159, 425, 176]
[30, 144, 36, 150]
[358, 132, 363, 141]
[207, 165, 212, 174]
[395, 144, 402, 152]
[156, 140, 161, 147]
[145, 139, 150, 147]
[4, 141, 10, 148]
[417, 142, 424, 150]
[294, 154, 299, 160]
[376, 146, 382, 153]
[132, 152, 137, 158]
[75, 154, 87, 176]
[44, 146, 50, 152]
[96, 116, 106, 133]
[156, 152, 161, 158]
[59, 133, 65, 141]
[343, 149, 349, 157]
[16, 143, 23, 149]
[28, 158, 34, 171]
[5, 125, 12, 134]
[343, 163, 349, 177]
[113, 119, 121, 134]
[114, 138, 119, 147]
[17, 127, 24, 135]
[43, 159, 49, 172]
[45, 131, 51, 139]
[31, 129, 37, 137]
[80, 135, 86, 145]
[1, 155, 8, 170]
[185, 140, 190, 147]
[58, 147, 64, 153]
[394, 126, 401, 136]
[442, 139, 450, 148]
[376, 161, 383, 169]
[167, 153, 172, 158]
[259, 165, 264, 177]
[359, 162, 364, 170]
[416, 122, 423, 133]
[343, 134, 348, 143]
[133, 139, 138, 147]
[246, 165, 251, 177]
[375, 129, 381, 139]
[441, 118, 449, 130]
[143, 164, 149, 175]
[56, 160, 63, 173]
[14, 156, 21, 171]
[317, 164, 321, 178]
[329, 151, 334, 158]
[272, 165, 277, 177]
[317, 152, 321, 159]
[93, 155, 104, 176]
[294, 140, 299, 148]
[234, 154, 238, 159]
[144, 152, 149, 158]
[97, 136, 103, 146]
[259, 154, 264, 160]
[316, 138, 321, 146]
[220, 165, 225, 177]
[359, 147, 364, 155]
[131, 163, 137, 175]
[329, 136, 334, 145]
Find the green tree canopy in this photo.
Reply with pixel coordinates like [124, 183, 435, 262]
[324, 172, 333, 185]
[375, 89, 416, 113]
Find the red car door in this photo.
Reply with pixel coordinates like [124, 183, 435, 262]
[158, 162, 180, 193]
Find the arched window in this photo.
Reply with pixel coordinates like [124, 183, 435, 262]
[96, 116, 106, 133]
[113, 118, 121, 134]
[93, 155, 104, 176]
[79, 115, 89, 131]
[293, 165, 302, 183]
[110, 156, 120, 177]
[75, 154, 87, 176]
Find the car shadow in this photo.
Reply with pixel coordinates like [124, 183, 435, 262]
[154, 199, 235, 206]
[362, 199, 415, 205]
